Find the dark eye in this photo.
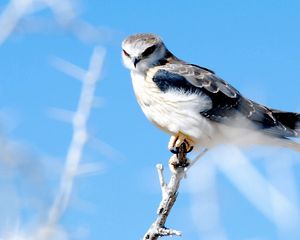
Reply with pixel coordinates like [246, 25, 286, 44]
[123, 49, 130, 57]
[142, 45, 156, 57]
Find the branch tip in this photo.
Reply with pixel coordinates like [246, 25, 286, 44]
[156, 163, 163, 171]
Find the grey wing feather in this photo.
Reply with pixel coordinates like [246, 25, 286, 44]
[163, 64, 238, 98]
[158, 63, 298, 138]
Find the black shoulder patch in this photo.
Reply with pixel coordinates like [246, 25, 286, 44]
[152, 69, 200, 94]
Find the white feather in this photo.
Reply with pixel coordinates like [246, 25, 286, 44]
[131, 70, 216, 147]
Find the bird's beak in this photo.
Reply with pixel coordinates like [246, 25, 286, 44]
[133, 57, 140, 67]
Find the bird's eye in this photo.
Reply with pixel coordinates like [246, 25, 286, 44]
[123, 49, 130, 57]
[142, 45, 156, 57]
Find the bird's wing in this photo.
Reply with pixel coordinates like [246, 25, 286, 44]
[152, 63, 297, 137]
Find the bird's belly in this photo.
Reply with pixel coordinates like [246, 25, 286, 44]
[131, 72, 215, 146]
[141, 96, 212, 141]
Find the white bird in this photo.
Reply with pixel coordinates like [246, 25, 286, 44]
[122, 33, 300, 154]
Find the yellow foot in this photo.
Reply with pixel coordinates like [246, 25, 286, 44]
[168, 133, 194, 154]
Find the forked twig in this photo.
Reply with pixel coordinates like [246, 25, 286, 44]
[143, 144, 207, 240]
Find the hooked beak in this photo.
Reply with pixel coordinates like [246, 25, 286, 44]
[133, 57, 140, 67]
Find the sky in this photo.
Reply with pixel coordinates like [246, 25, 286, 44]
[0, 0, 300, 239]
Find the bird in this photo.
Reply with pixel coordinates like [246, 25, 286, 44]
[122, 33, 300, 154]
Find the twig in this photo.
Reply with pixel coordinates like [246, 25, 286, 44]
[187, 148, 208, 170]
[143, 145, 207, 240]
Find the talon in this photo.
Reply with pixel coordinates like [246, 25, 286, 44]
[186, 146, 194, 153]
[170, 148, 179, 154]
[168, 133, 194, 154]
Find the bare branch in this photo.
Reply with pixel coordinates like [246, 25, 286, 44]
[156, 164, 166, 192]
[143, 145, 207, 240]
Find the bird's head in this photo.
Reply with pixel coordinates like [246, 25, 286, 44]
[122, 33, 168, 73]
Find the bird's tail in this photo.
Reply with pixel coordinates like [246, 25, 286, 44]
[271, 110, 300, 137]
[269, 110, 300, 152]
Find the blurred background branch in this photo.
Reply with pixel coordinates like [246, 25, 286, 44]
[45, 46, 105, 236]
[0, 0, 106, 45]
[0, 0, 106, 239]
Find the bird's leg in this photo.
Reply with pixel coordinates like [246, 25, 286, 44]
[168, 132, 194, 154]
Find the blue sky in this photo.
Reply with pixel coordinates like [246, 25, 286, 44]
[1, 0, 300, 239]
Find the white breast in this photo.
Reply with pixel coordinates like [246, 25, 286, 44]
[130, 69, 216, 147]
